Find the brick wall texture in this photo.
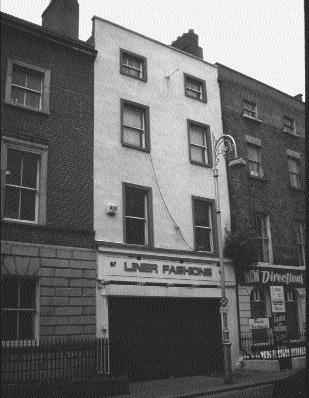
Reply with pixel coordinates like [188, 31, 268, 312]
[1, 17, 96, 248]
[2, 241, 97, 339]
[217, 65, 305, 268]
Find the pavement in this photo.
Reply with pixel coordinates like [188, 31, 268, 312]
[110, 368, 301, 398]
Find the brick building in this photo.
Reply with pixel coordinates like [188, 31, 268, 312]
[92, 20, 241, 380]
[216, 64, 306, 343]
[1, 0, 97, 342]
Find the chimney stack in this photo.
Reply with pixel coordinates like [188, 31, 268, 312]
[171, 29, 203, 59]
[42, 0, 79, 40]
[293, 94, 303, 102]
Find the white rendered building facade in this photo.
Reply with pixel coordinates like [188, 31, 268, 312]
[92, 18, 239, 380]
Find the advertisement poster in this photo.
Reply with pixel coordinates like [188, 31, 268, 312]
[249, 318, 269, 330]
[272, 313, 287, 333]
[270, 286, 286, 313]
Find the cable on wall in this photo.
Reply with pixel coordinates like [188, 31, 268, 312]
[149, 152, 194, 250]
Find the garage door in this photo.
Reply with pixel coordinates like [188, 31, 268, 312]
[108, 296, 223, 381]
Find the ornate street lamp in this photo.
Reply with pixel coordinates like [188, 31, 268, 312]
[212, 134, 246, 384]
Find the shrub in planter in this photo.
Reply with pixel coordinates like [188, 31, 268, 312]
[224, 228, 259, 282]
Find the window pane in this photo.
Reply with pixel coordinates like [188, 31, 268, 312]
[1, 311, 18, 341]
[194, 201, 210, 227]
[247, 146, 259, 161]
[187, 80, 200, 92]
[20, 279, 36, 309]
[196, 227, 212, 252]
[123, 66, 140, 78]
[19, 312, 35, 340]
[12, 67, 26, 87]
[290, 174, 299, 187]
[123, 127, 141, 147]
[126, 218, 145, 245]
[22, 152, 39, 188]
[27, 73, 42, 91]
[20, 189, 36, 221]
[6, 149, 22, 186]
[11, 86, 25, 105]
[25, 92, 40, 109]
[244, 101, 255, 111]
[249, 161, 259, 175]
[126, 188, 145, 218]
[288, 159, 298, 173]
[190, 125, 205, 146]
[124, 107, 143, 129]
[4, 186, 20, 219]
[1, 278, 19, 309]
[190, 145, 204, 163]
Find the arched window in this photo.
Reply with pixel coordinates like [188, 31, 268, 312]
[285, 289, 299, 339]
[250, 288, 267, 343]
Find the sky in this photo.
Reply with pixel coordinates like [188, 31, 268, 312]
[1, 0, 305, 100]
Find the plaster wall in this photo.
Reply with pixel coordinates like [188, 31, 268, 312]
[93, 19, 230, 251]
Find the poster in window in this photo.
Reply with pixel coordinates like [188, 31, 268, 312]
[270, 285, 286, 313]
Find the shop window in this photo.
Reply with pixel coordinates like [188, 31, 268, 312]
[123, 183, 153, 246]
[120, 49, 147, 81]
[1, 136, 48, 224]
[5, 60, 51, 113]
[285, 289, 299, 339]
[250, 288, 267, 343]
[121, 99, 150, 151]
[1, 276, 37, 341]
[193, 197, 215, 253]
[188, 120, 212, 167]
[254, 214, 272, 263]
[184, 73, 207, 102]
[297, 222, 305, 267]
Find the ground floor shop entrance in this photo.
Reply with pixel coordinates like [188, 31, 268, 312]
[109, 296, 223, 381]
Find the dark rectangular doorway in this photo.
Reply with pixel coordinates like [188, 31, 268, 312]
[108, 296, 223, 381]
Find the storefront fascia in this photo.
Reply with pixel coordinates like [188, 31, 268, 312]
[240, 264, 306, 335]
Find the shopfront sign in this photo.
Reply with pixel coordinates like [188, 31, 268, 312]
[249, 318, 269, 330]
[272, 313, 287, 333]
[270, 286, 286, 313]
[98, 256, 223, 284]
[243, 266, 305, 287]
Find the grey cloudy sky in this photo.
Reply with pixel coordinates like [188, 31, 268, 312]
[1, 0, 305, 100]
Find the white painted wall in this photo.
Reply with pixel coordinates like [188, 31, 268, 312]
[93, 18, 231, 251]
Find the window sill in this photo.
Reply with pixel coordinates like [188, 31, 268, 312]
[4, 100, 49, 116]
[122, 142, 150, 153]
[120, 70, 147, 82]
[289, 185, 304, 192]
[185, 93, 207, 103]
[3, 218, 38, 225]
[283, 129, 299, 137]
[190, 160, 212, 168]
[249, 174, 267, 182]
[243, 114, 262, 123]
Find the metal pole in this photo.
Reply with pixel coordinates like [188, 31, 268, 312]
[213, 135, 233, 384]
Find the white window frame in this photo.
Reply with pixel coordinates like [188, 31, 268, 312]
[1, 136, 48, 224]
[188, 120, 211, 166]
[1, 275, 39, 344]
[123, 184, 153, 247]
[184, 73, 207, 103]
[283, 116, 297, 135]
[288, 157, 301, 188]
[120, 49, 147, 82]
[247, 144, 264, 177]
[243, 99, 257, 118]
[297, 222, 305, 267]
[255, 214, 273, 263]
[121, 99, 150, 152]
[5, 60, 51, 114]
[193, 198, 215, 253]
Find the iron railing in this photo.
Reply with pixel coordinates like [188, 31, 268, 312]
[240, 330, 306, 360]
[1, 337, 109, 385]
